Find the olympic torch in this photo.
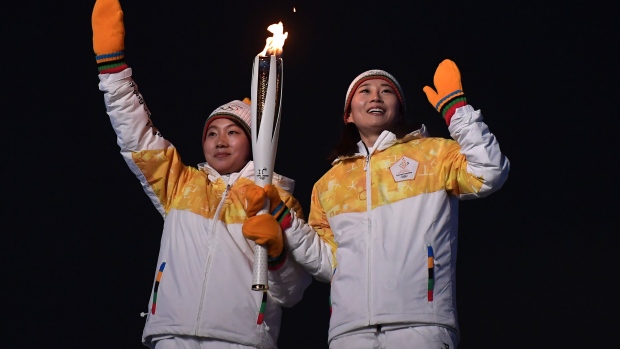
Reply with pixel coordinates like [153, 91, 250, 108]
[251, 22, 288, 291]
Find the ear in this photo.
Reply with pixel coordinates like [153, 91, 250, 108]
[345, 111, 354, 124]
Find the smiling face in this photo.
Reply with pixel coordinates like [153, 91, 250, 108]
[345, 78, 402, 146]
[203, 117, 251, 175]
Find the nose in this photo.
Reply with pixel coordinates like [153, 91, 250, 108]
[215, 134, 228, 148]
[370, 90, 383, 103]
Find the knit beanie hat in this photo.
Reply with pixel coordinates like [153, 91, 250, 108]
[343, 70, 406, 124]
[202, 98, 252, 144]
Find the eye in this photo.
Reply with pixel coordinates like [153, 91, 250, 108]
[382, 88, 394, 94]
[206, 131, 217, 137]
[358, 88, 370, 93]
[228, 130, 240, 135]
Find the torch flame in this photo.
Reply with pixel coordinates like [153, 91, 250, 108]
[259, 22, 288, 57]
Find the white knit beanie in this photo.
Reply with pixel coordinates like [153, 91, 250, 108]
[343, 70, 406, 123]
[202, 98, 252, 144]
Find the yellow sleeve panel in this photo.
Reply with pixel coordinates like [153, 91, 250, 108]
[131, 148, 257, 224]
[308, 184, 339, 269]
[439, 141, 486, 196]
[131, 147, 187, 214]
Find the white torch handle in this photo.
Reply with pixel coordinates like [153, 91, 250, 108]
[251, 199, 270, 291]
[250, 54, 282, 291]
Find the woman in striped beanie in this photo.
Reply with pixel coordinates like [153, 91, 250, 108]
[243, 63, 510, 348]
[92, 0, 312, 348]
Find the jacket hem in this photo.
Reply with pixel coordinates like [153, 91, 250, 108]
[143, 326, 276, 349]
[328, 313, 458, 342]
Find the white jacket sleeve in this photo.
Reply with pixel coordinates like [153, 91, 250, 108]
[448, 105, 510, 199]
[266, 251, 313, 307]
[282, 210, 334, 283]
[99, 68, 169, 154]
[98, 68, 179, 217]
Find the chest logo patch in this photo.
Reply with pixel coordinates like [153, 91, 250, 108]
[390, 156, 418, 182]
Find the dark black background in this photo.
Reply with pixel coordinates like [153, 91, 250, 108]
[3, 1, 616, 348]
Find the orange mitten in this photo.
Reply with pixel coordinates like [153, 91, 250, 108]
[243, 215, 283, 259]
[92, 0, 127, 73]
[422, 59, 467, 125]
[242, 184, 287, 264]
[244, 184, 267, 217]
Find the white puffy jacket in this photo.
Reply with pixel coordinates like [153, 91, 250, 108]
[283, 105, 510, 343]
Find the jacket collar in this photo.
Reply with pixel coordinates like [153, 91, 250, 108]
[197, 160, 296, 194]
[332, 124, 429, 164]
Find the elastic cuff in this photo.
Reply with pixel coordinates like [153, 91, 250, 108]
[267, 248, 287, 270]
[274, 206, 292, 231]
[270, 201, 285, 216]
[279, 211, 292, 231]
[96, 51, 128, 74]
[440, 96, 467, 125]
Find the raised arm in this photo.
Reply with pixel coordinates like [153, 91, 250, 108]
[423, 59, 510, 199]
[92, 0, 191, 217]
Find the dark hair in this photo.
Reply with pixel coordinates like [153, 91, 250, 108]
[327, 116, 421, 162]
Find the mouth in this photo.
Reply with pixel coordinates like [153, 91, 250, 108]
[367, 107, 385, 115]
[214, 152, 229, 158]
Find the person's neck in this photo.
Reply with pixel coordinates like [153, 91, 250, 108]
[360, 130, 386, 149]
[359, 132, 382, 149]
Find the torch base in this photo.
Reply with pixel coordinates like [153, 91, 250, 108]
[252, 284, 269, 291]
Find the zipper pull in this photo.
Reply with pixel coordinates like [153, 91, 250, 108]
[361, 142, 371, 172]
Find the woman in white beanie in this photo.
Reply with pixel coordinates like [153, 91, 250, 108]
[242, 62, 510, 348]
[92, 0, 311, 348]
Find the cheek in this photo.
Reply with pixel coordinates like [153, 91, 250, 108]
[351, 97, 364, 109]
[348, 102, 364, 120]
[203, 140, 213, 157]
[230, 137, 250, 159]
[390, 98, 400, 113]
[240, 139, 251, 160]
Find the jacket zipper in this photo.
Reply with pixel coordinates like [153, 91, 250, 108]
[362, 142, 373, 326]
[195, 182, 231, 334]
